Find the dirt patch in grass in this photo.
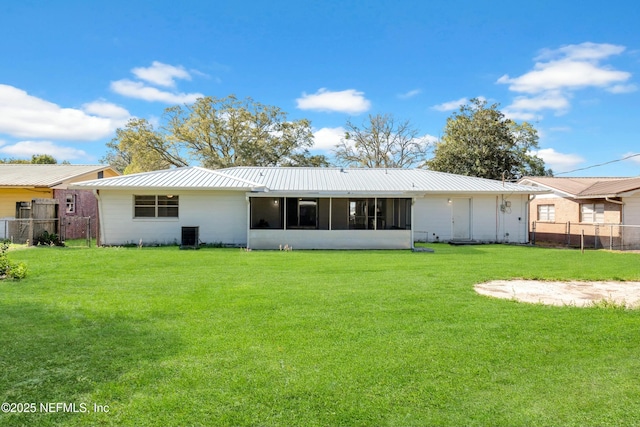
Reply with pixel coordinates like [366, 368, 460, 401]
[475, 280, 640, 308]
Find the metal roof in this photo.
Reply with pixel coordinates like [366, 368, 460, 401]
[519, 176, 640, 198]
[71, 166, 264, 190]
[0, 164, 117, 187]
[220, 167, 542, 194]
[72, 166, 543, 194]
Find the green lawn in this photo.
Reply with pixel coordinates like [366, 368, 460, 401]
[1, 244, 640, 426]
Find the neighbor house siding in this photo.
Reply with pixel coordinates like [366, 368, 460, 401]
[0, 188, 52, 218]
[529, 194, 622, 226]
[98, 190, 247, 246]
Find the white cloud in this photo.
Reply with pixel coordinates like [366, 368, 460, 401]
[535, 42, 625, 62]
[296, 88, 371, 114]
[535, 148, 585, 171]
[0, 84, 127, 140]
[607, 84, 638, 94]
[497, 42, 634, 121]
[111, 61, 204, 104]
[313, 127, 345, 151]
[0, 140, 89, 161]
[506, 92, 570, 112]
[623, 152, 640, 165]
[132, 61, 191, 87]
[110, 79, 203, 104]
[502, 110, 541, 121]
[398, 89, 421, 99]
[82, 100, 131, 119]
[498, 59, 631, 94]
[432, 97, 468, 112]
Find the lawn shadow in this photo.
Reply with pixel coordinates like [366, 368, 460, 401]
[0, 302, 182, 426]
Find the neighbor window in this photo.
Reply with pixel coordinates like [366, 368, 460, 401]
[66, 194, 76, 214]
[134, 195, 179, 218]
[581, 203, 604, 223]
[537, 204, 555, 222]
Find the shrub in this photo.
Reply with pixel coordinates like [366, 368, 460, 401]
[0, 243, 27, 280]
[35, 231, 64, 246]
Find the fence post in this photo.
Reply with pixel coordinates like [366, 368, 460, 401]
[28, 218, 33, 246]
[595, 224, 599, 250]
[581, 229, 585, 254]
[567, 221, 571, 247]
[610, 224, 613, 251]
[531, 221, 536, 245]
[87, 217, 91, 248]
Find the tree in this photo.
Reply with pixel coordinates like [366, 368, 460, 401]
[30, 154, 58, 164]
[103, 95, 328, 173]
[426, 98, 549, 180]
[333, 114, 432, 168]
[1, 154, 59, 164]
[102, 118, 182, 174]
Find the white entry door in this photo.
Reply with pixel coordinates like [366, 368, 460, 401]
[452, 198, 471, 240]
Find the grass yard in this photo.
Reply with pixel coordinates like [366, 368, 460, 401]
[1, 244, 640, 426]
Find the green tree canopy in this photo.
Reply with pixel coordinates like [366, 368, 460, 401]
[426, 98, 550, 180]
[103, 95, 328, 174]
[333, 114, 432, 168]
[1, 154, 60, 164]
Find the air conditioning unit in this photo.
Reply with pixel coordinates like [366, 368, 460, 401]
[181, 226, 199, 249]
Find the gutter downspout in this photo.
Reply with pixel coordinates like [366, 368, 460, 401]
[526, 194, 536, 244]
[605, 197, 625, 224]
[411, 197, 415, 250]
[246, 195, 251, 249]
[93, 189, 105, 246]
[495, 196, 499, 242]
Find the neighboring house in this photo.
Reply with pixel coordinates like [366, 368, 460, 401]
[71, 166, 545, 249]
[518, 176, 640, 249]
[0, 164, 120, 241]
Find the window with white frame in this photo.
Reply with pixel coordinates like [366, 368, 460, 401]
[66, 194, 76, 214]
[537, 204, 555, 222]
[134, 195, 179, 218]
[581, 203, 604, 223]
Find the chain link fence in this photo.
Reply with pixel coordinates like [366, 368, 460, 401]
[0, 218, 58, 244]
[531, 221, 640, 250]
[0, 216, 92, 247]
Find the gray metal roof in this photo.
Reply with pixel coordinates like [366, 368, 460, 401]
[0, 164, 117, 187]
[217, 167, 544, 194]
[72, 166, 543, 194]
[71, 166, 265, 190]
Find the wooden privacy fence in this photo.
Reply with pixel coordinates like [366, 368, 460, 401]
[1, 218, 59, 244]
[531, 221, 640, 250]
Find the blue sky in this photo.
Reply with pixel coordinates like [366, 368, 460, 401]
[0, 0, 638, 176]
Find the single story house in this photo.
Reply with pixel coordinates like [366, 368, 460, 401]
[0, 164, 120, 241]
[518, 176, 640, 248]
[71, 166, 547, 249]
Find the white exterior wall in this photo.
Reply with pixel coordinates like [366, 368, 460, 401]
[623, 195, 640, 225]
[413, 194, 529, 243]
[249, 229, 411, 250]
[98, 190, 247, 246]
[413, 196, 452, 242]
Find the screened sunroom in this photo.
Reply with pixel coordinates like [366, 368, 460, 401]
[248, 196, 413, 249]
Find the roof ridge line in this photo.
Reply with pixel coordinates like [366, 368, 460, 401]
[196, 167, 266, 187]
